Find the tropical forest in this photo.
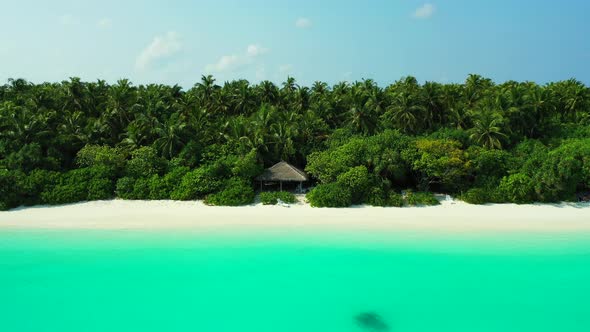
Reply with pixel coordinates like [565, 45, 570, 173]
[1, 75, 589, 210]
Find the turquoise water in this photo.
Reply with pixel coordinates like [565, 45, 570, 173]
[1, 229, 590, 332]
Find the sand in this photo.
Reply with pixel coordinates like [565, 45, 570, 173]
[1, 198, 589, 233]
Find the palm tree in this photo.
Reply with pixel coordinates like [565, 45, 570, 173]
[85, 79, 109, 118]
[520, 83, 555, 138]
[59, 110, 89, 148]
[120, 111, 160, 150]
[280, 77, 299, 110]
[120, 123, 148, 150]
[281, 77, 298, 94]
[347, 102, 378, 135]
[365, 87, 386, 116]
[61, 77, 87, 113]
[227, 80, 255, 115]
[102, 79, 139, 143]
[294, 86, 311, 113]
[270, 121, 297, 161]
[297, 109, 328, 147]
[464, 74, 494, 109]
[344, 80, 384, 135]
[256, 80, 279, 105]
[383, 92, 425, 134]
[439, 84, 464, 128]
[311, 81, 329, 97]
[550, 79, 589, 122]
[469, 111, 508, 149]
[195, 75, 218, 103]
[251, 104, 277, 133]
[0, 102, 51, 145]
[7, 78, 33, 97]
[153, 114, 187, 159]
[422, 81, 444, 130]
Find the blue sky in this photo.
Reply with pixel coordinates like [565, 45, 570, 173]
[1, 0, 589, 87]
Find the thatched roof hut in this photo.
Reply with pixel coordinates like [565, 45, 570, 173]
[257, 161, 309, 182]
[256, 161, 309, 191]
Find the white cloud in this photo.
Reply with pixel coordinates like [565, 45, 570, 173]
[247, 44, 268, 57]
[135, 32, 182, 71]
[97, 18, 112, 29]
[295, 17, 312, 29]
[59, 14, 79, 26]
[279, 64, 293, 74]
[413, 4, 436, 19]
[205, 44, 269, 73]
[205, 55, 242, 72]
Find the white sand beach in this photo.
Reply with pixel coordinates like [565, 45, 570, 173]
[1, 198, 589, 233]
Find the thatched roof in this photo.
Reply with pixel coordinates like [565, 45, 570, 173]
[256, 161, 309, 182]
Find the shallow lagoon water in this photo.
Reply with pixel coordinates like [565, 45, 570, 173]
[1, 229, 589, 332]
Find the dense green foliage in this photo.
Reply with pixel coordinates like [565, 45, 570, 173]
[405, 191, 440, 206]
[1, 75, 589, 209]
[306, 183, 353, 207]
[205, 177, 255, 206]
[259, 191, 297, 205]
[170, 165, 225, 201]
[40, 166, 117, 205]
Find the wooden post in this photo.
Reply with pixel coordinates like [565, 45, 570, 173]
[280, 181, 283, 192]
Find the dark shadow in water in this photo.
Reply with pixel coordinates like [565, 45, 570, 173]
[355, 312, 390, 331]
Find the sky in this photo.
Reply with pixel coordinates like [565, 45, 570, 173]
[1, 0, 589, 87]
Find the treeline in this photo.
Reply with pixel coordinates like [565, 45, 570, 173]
[0, 75, 589, 209]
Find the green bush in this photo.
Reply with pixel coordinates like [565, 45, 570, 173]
[306, 183, 352, 207]
[336, 165, 371, 204]
[18, 169, 60, 206]
[428, 128, 471, 147]
[305, 131, 412, 192]
[497, 173, 535, 204]
[41, 185, 83, 205]
[126, 147, 167, 178]
[5, 143, 44, 172]
[404, 138, 471, 192]
[41, 166, 116, 205]
[147, 175, 168, 200]
[533, 139, 590, 202]
[87, 178, 115, 200]
[116, 177, 136, 199]
[170, 165, 224, 200]
[205, 178, 255, 206]
[367, 187, 387, 206]
[149, 167, 189, 200]
[260, 191, 297, 205]
[367, 187, 404, 207]
[460, 188, 492, 205]
[468, 147, 514, 182]
[405, 191, 440, 206]
[41, 173, 88, 205]
[387, 192, 405, 207]
[0, 169, 24, 210]
[145, 166, 190, 200]
[116, 176, 153, 200]
[200, 143, 240, 166]
[131, 177, 151, 200]
[77, 145, 127, 170]
[231, 149, 263, 179]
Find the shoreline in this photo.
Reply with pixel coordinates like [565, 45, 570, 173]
[1, 199, 590, 233]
